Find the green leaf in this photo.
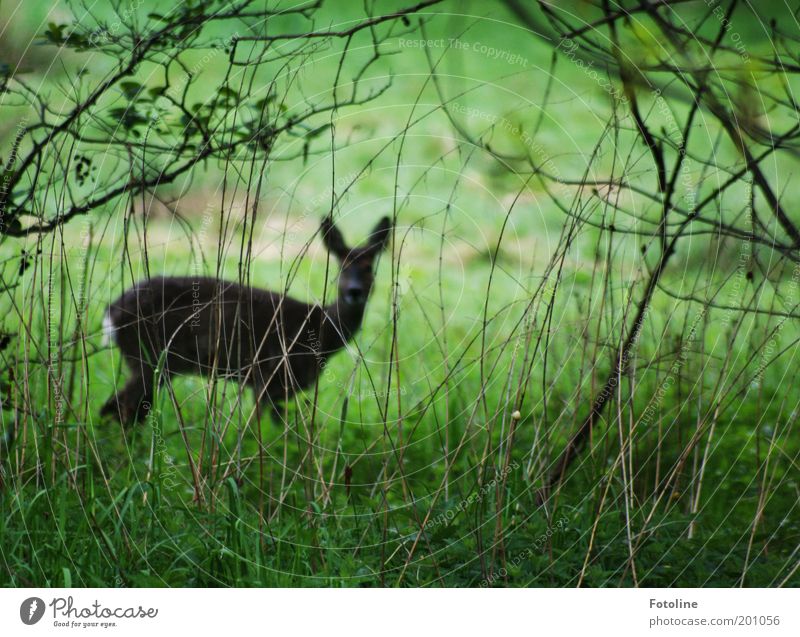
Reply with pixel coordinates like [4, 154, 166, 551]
[218, 86, 239, 102]
[44, 23, 66, 45]
[120, 81, 144, 99]
[306, 123, 332, 140]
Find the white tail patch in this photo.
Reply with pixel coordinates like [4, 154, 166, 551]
[102, 311, 116, 347]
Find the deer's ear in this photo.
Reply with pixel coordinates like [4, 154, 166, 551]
[365, 216, 392, 254]
[321, 217, 349, 259]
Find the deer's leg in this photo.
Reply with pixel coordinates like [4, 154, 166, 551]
[101, 361, 156, 426]
[249, 378, 285, 425]
[264, 396, 286, 425]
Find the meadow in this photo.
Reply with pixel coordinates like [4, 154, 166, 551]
[0, 0, 798, 587]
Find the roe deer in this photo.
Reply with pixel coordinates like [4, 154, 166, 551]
[100, 216, 391, 425]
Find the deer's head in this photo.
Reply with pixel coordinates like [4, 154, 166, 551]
[321, 216, 392, 307]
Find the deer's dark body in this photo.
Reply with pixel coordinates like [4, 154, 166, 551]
[101, 217, 391, 425]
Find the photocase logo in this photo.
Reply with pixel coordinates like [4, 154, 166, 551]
[20, 597, 45, 625]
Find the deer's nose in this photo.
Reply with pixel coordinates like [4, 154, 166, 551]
[344, 286, 365, 304]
